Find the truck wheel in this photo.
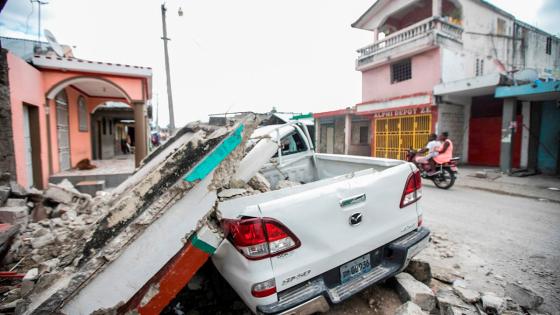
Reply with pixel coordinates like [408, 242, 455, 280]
[433, 168, 455, 189]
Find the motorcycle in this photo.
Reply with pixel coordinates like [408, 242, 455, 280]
[406, 148, 460, 189]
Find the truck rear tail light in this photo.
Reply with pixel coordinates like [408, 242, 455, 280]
[223, 217, 301, 260]
[400, 170, 422, 208]
[251, 278, 277, 298]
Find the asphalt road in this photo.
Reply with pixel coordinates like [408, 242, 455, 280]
[421, 183, 560, 314]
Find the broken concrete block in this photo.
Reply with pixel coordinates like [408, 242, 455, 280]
[0, 206, 28, 228]
[61, 209, 77, 221]
[44, 183, 89, 206]
[23, 268, 39, 281]
[452, 283, 480, 303]
[248, 173, 271, 192]
[394, 301, 427, 315]
[405, 259, 432, 284]
[75, 180, 106, 196]
[436, 288, 478, 315]
[39, 258, 60, 274]
[57, 179, 78, 192]
[504, 282, 543, 310]
[218, 188, 247, 199]
[431, 265, 463, 284]
[474, 171, 488, 178]
[31, 233, 55, 249]
[395, 272, 436, 312]
[9, 181, 28, 197]
[275, 179, 301, 190]
[0, 186, 10, 206]
[5, 198, 26, 207]
[481, 293, 505, 314]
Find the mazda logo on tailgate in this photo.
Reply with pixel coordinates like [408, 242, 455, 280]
[349, 213, 363, 226]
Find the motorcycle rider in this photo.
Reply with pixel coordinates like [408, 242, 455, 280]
[417, 133, 440, 164]
[431, 131, 453, 175]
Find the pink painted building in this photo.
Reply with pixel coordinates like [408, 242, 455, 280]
[315, 0, 559, 170]
[1, 37, 152, 189]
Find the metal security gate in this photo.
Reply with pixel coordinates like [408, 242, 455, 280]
[56, 91, 71, 171]
[373, 114, 431, 160]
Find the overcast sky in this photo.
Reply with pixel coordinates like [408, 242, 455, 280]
[1, 0, 559, 126]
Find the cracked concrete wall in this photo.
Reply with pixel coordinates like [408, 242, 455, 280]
[0, 49, 16, 180]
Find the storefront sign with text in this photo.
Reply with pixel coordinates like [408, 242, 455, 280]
[373, 107, 431, 118]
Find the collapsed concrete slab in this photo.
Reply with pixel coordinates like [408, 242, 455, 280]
[21, 116, 259, 315]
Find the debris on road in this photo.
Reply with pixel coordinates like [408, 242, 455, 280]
[404, 258, 432, 284]
[481, 292, 506, 314]
[394, 301, 427, 315]
[431, 265, 464, 284]
[504, 282, 544, 310]
[394, 272, 436, 312]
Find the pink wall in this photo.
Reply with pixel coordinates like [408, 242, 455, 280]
[7, 53, 145, 187]
[66, 87, 92, 165]
[361, 48, 441, 102]
[7, 53, 49, 189]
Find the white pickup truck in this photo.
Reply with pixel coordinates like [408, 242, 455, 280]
[212, 122, 430, 314]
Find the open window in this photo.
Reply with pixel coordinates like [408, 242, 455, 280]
[277, 131, 308, 157]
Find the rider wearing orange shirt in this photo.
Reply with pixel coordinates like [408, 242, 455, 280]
[430, 132, 453, 175]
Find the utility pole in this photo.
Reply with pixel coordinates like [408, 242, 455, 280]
[32, 0, 49, 48]
[161, 3, 176, 133]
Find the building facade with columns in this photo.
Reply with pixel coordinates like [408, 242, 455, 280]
[0, 37, 152, 189]
[316, 0, 560, 174]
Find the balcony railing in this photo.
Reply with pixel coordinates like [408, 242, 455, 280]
[356, 17, 463, 67]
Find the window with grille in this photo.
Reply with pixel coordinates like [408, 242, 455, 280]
[391, 59, 412, 83]
[546, 37, 552, 55]
[78, 96, 88, 132]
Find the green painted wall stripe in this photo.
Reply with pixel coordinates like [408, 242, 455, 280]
[292, 113, 313, 120]
[184, 124, 244, 182]
[192, 235, 217, 255]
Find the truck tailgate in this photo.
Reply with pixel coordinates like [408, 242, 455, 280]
[258, 163, 419, 292]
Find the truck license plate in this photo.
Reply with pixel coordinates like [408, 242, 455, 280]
[340, 254, 371, 283]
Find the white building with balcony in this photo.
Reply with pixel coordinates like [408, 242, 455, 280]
[337, 0, 560, 171]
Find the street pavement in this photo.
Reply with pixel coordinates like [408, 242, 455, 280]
[422, 183, 560, 314]
[455, 166, 560, 202]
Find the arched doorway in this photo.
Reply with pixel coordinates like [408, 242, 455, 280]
[90, 102, 134, 160]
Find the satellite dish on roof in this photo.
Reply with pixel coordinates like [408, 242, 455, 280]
[44, 29, 64, 57]
[513, 69, 539, 83]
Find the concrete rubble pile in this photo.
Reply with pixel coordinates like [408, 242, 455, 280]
[0, 174, 102, 313]
[398, 257, 546, 315]
[0, 115, 284, 314]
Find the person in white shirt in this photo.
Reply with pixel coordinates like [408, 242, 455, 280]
[417, 133, 440, 164]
